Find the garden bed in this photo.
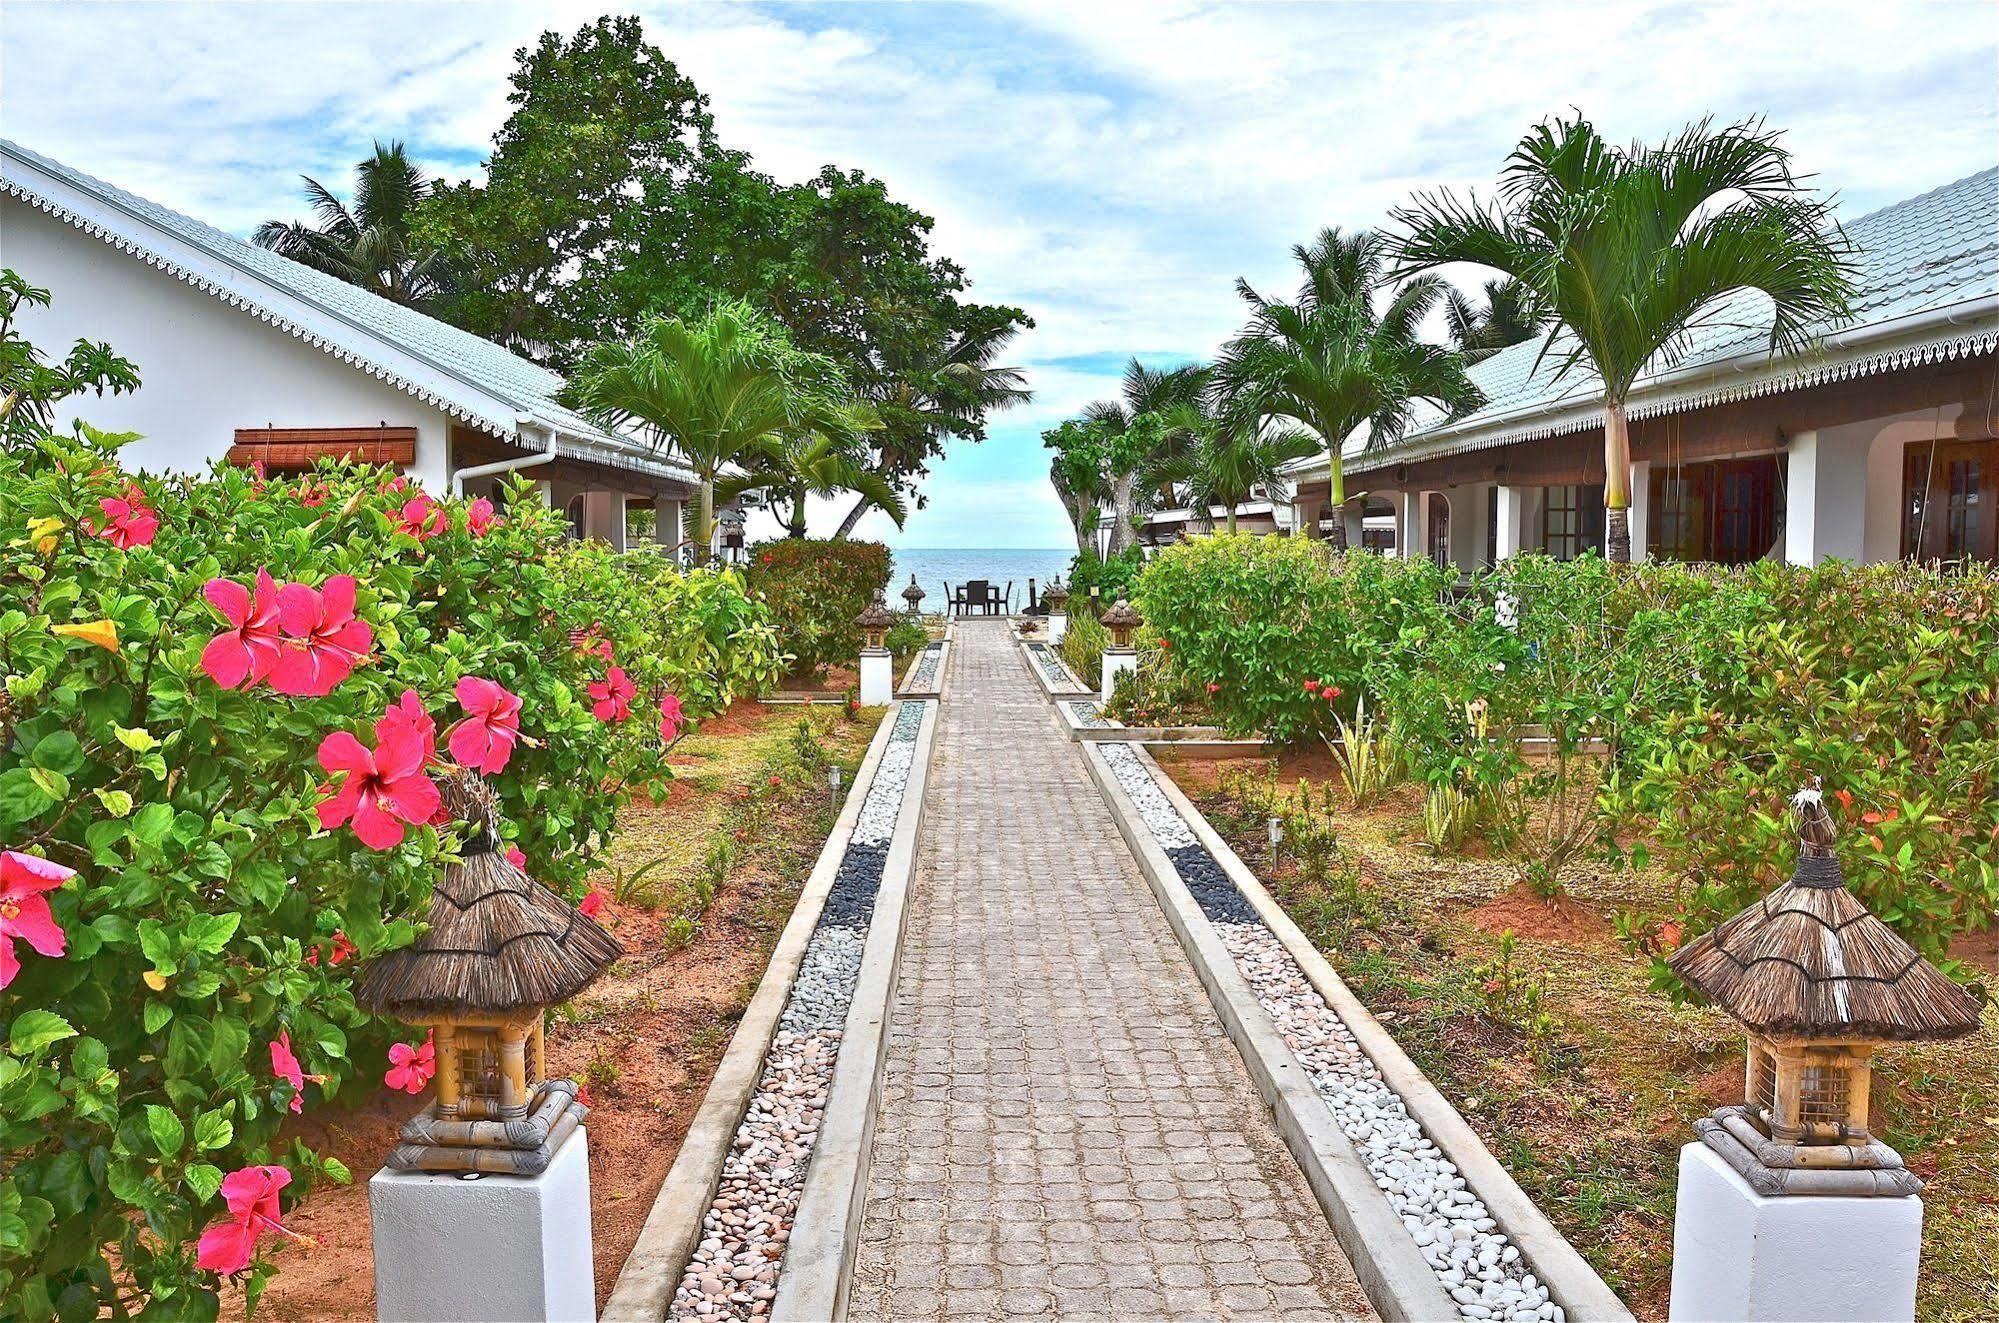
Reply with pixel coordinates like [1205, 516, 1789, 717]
[1152, 748, 1999, 1323]
[255, 702, 884, 1320]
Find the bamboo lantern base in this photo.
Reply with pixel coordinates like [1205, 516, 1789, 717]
[388, 1078, 588, 1176]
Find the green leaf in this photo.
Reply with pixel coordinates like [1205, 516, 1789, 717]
[113, 724, 160, 752]
[30, 731, 85, 775]
[0, 767, 58, 824]
[184, 912, 240, 955]
[131, 801, 174, 845]
[143, 1104, 184, 1159]
[184, 1162, 224, 1205]
[8, 1010, 78, 1055]
[26, 766, 68, 801]
[192, 1110, 233, 1151]
[322, 1156, 352, 1185]
[92, 788, 135, 818]
[142, 1001, 174, 1035]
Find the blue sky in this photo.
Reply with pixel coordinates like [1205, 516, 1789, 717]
[4, 1, 1995, 547]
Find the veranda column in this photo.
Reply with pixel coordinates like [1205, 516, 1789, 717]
[1340, 501, 1364, 550]
[857, 601, 897, 706]
[1396, 491, 1422, 558]
[1494, 486, 1529, 560]
[1664, 787, 1982, 1322]
[1098, 599, 1143, 701]
[1627, 462, 1652, 563]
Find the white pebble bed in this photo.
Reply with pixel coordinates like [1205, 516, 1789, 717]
[1100, 745, 1559, 1323]
[669, 702, 925, 1321]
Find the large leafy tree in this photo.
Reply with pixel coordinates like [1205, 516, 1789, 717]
[1043, 418, 1111, 552]
[720, 431, 904, 540]
[563, 301, 861, 555]
[254, 142, 452, 309]
[1080, 360, 1210, 553]
[1389, 114, 1857, 561]
[1217, 229, 1483, 550]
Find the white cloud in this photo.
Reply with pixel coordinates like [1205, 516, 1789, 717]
[3, 0, 1991, 546]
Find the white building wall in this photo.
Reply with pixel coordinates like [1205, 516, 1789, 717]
[4, 197, 456, 489]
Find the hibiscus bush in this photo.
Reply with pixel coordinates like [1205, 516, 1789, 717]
[0, 413, 778, 1316]
[743, 538, 891, 679]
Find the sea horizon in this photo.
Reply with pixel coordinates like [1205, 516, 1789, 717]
[887, 547, 1076, 611]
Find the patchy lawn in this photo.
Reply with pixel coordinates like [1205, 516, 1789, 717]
[257, 702, 884, 1319]
[1157, 750, 1999, 1323]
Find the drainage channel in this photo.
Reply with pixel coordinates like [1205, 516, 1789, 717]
[669, 701, 927, 1322]
[1098, 743, 1566, 1323]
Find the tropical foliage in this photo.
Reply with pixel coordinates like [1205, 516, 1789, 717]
[743, 539, 894, 680]
[1389, 114, 1857, 561]
[254, 142, 453, 310]
[1442, 277, 1545, 362]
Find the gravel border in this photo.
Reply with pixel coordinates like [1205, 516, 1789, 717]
[1100, 742, 1574, 1323]
[667, 702, 929, 1322]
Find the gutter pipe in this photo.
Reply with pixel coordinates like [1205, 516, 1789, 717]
[451, 417, 560, 496]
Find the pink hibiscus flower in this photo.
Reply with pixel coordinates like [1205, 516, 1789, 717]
[316, 714, 440, 851]
[269, 1030, 325, 1115]
[89, 485, 159, 549]
[658, 692, 686, 743]
[589, 667, 635, 722]
[579, 890, 605, 918]
[298, 480, 330, 509]
[376, 689, 437, 752]
[465, 497, 499, 537]
[447, 676, 522, 774]
[505, 846, 527, 870]
[394, 494, 446, 541]
[0, 850, 73, 990]
[195, 1165, 310, 1276]
[272, 575, 374, 697]
[200, 570, 286, 690]
[384, 1032, 436, 1094]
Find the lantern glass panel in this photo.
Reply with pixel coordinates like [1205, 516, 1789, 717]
[1799, 1063, 1850, 1127]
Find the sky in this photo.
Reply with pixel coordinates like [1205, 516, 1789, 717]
[3, 1, 1995, 547]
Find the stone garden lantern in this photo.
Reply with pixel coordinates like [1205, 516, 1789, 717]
[1041, 578, 1070, 645]
[900, 574, 926, 616]
[1664, 785, 1983, 1323]
[1098, 599, 1144, 701]
[362, 772, 620, 1322]
[857, 599, 898, 705]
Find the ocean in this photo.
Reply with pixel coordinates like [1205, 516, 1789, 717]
[888, 547, 1076, 613]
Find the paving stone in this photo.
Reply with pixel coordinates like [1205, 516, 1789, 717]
[848, 622, 1370, 1321]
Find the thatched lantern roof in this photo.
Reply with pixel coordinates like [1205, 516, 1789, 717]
[358, 774, 620, 1020]
[856, 599, 897, 649]
[1668, 791, 1982, 1043]
[1100, 598, 1144, 648]
[900, 575, 926, 612]
[1041, 578, 1070, 612]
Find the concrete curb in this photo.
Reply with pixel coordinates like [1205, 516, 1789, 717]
[1080, 742, 1458, 1323]
[1132, 744, 1635, 1323]
[771, 697, 940, 1322]
[599, 704, 905, 1323]
[1014, 636, 1094, 699]
[896, 637, 950, 700]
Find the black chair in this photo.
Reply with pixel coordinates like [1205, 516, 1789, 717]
[962, 579, 988, 618]
[992, 581, 1013, 615]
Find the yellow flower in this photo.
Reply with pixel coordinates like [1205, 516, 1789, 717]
[142, 970, 169, 991]
[27, 516, 62, 554]
[52, 619, 121, 653]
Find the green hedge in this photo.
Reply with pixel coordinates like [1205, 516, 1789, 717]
[745, 539, 892, 679]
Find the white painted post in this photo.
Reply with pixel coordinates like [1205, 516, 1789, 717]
[1495, 486, 1528, 560]
[1047, 611, 1066, 645]
[859, 647, 894, 706]
[370, 1128, 596, 1323]
[1628, 461, 1651, 563]
[1341, 502, 1364, 550]
[1668, 1142, 1922, 1322]
[1100, 648, 1137, 703]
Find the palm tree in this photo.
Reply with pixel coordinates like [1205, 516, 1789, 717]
[1083, 360, 1210, 553]
[1389, 114, 1857, 562]
[1443, 278, 1545, 362]
[830, 320, 1033, 538]
[564, 300, 855, 555]
[1182, 408, 1322, 534]
[254, 142, 451, 308]
[720, 427, 904, 539]
[1216, 228, 1483, 550]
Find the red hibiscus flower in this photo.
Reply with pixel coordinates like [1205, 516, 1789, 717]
[1, 850, 73, 990]
[580, 890, 606, 918]
[447, 676, 522, 774]
[505, 846, 527, 870]
[196, 1165, 311, 1276]
[1207, 682, 1221, 693]
[201, 570, 285, 690]
[464, 497, 499, 536]
[589, 667, 635, 721]
[273, 575, 374, 697]
[658, 692, 686, 742]
[88, 485, 159, 549]
[570, 627, 613, 662]
[298, 480, 329, 509]
[395, 494, 447, 541]
[576, 1084, 593, 1107]
[305, 930, 358, 968]
[1303, 679, 1320, 693]
[384, 1032, 435, 1094]
[316, 713, 440, 851]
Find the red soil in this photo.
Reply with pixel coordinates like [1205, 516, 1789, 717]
[1465, 882, 1613, 946]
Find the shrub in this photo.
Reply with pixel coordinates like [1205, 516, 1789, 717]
[883, 618, 928, 661]
[1067, 546, 1145, 604]
[743, 539, 891, 679]
[1057, 607, 1109, 684]
[0, 422, 779, 1317]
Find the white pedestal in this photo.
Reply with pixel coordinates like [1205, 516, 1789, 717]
[1047, 612, 1066, 645]
[859, 647, 894, 705]
[370, 1127, 596, 1323]
[1668, 1142, 1921, 1323]
[1101, 648, 1137, 702]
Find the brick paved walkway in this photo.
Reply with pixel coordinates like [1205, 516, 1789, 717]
[848, 620, 1370, 1322]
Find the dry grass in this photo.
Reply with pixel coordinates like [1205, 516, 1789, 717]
[1159, 751, 1999, 1323]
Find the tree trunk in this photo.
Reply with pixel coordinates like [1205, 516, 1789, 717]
[788, 490, 808, 538]
[1226, 507, 1238, 534]
[693, 478, 716, 562]
[833, 493, 869, 540]
[1603, 399, 1632, 563]
[1327, 464, 1349, 553]
[1108, 474, 1137, 555]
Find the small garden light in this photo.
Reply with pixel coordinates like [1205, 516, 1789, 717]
[828, 763, 842, 811]
[1267, 815, 1284, 856]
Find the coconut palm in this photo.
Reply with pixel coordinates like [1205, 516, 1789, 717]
[1083, 359, 1210, 553]
[1182, 410, 1322, 534]
[254, 142, 452, 308]
[720, 427, 903, 539]
[564, 300, 856, 555]
[1443, 278, 1545, 362]
[1216, 228, 1483, 550]
[1389, 114, 1857, 561]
